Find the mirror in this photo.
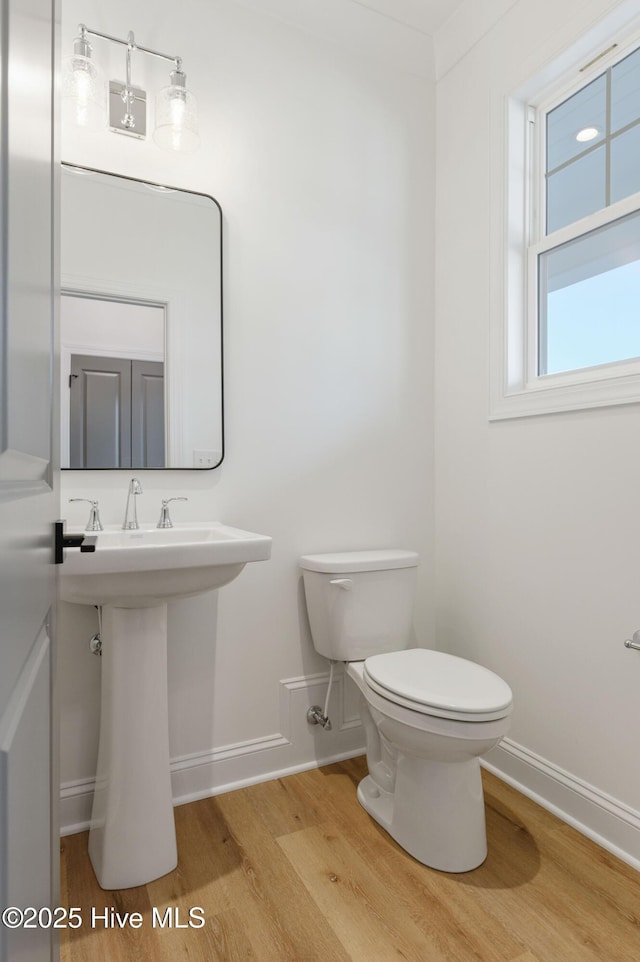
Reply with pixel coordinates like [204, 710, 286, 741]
[60, 164, 223, 469]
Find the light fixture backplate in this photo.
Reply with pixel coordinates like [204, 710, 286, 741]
[109, 80, 147, 138]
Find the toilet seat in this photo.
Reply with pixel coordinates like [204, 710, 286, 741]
[363, 649, 513, 722]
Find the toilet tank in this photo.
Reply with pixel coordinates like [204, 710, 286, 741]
[299, 550, 419, 661]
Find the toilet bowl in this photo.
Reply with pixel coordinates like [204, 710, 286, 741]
[299, 550, 513, 873]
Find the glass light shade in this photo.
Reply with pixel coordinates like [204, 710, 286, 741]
[153, 85, 199, 153]
[61, 54, 106, 131]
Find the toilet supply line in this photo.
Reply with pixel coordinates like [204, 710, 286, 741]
[307, 660, 335, 730]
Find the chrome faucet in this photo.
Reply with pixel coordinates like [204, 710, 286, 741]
[69, 498, 103, 531]
[157, 497, 188, 528]
[122, 478, 143, 529]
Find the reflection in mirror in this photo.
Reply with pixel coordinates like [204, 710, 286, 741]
[61, 164, 224, 469]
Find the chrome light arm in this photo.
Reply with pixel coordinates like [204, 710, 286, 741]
[77, 24, 181, 70]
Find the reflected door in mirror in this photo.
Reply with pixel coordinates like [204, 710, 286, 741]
[69, 355, 165, 469]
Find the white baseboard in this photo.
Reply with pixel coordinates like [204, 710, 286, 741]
[62, 679, 640, 873]
[60, 666, 365, 836]
[482, 737, 640, 872]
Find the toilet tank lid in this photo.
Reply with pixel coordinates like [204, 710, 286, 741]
[299, 549, 419, 573]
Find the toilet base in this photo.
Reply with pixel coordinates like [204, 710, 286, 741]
[356, 755, 488, 873]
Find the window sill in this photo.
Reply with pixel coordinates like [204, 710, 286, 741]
[489, 371, 640, 420]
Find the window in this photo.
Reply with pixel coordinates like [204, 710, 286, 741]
[491, 20, 640, 419]
[535, 44, 640, 378]
[538, 210, 640, 376]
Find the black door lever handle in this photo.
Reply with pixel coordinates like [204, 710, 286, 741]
[54, 520, 97, 564]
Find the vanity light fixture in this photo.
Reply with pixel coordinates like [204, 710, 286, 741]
[61, 26, 106, 131]
[62, 24, 199, 153]
[154, 67, 200, 153]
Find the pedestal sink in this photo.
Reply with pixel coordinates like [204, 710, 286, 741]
[59, 522, 272, 890]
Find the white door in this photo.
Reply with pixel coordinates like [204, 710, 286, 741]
[0, 1, 58, 961]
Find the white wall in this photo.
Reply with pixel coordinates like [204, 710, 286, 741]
[435, 0, 640, 865]
[58, 0, 435, 829]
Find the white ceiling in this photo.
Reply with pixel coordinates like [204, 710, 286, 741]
[232, 0, 481, 80]
[348, 0, 468, 36]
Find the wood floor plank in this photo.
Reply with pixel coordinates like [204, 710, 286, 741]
[293, 764, 526, 962]
[278, 824, 451, 961]
[199, 908, 263, 961]
[459, 776, 640, 962]
[60, 758, 640, 962]
[542, 818, 640, 925]
[59, 832, 134, 962]
[241, 773, 325, 837]
[164, 794, 303, 961]
[215, 788, 351, 961]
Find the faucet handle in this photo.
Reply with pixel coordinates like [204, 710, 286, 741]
[157, 497, 188, 529]
[69, 498, 103, 532]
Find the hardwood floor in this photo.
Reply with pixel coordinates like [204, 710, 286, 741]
[60, 757, 640, 961]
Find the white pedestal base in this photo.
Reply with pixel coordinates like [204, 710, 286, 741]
[88, 604, 177, 889]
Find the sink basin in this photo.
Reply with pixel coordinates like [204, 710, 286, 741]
[57, 519, 272, 889]
[59, 521, 272, 607]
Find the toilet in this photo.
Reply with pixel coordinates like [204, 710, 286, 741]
[299, 549, 513, 873]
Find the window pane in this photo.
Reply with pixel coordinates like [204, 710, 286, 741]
[539, 210, 640, 375]
[611, 124, 640, 203]
[546, 145, 606, 233]
[546, 74, 606, 171]
[611, 46, 640, 133]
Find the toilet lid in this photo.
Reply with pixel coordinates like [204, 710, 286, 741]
[364, 649, 512, 719]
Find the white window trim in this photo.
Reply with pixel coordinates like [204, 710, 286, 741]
[489, 5, 640, 420]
